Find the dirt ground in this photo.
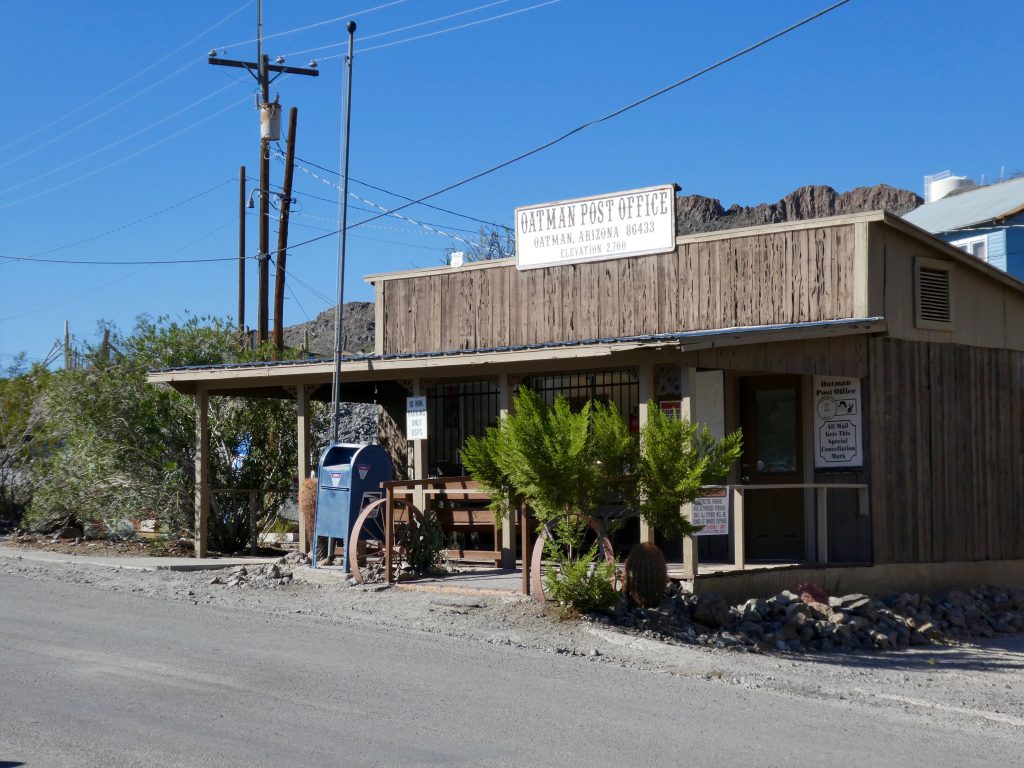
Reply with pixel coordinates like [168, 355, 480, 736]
[2, 547, 1022, 737]
[3, 532, 281, 558]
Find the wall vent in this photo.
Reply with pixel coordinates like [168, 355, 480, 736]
[915, 258, 953, 330]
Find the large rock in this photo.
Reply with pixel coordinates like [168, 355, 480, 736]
[283, 301, 375, 357]
[693, 592, 732, 629]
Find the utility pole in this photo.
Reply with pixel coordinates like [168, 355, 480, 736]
[237, 165, 246, 343]
[208, 0, 318, 345]
[63, 320, 71, 370]
[272, 106, 298, 353]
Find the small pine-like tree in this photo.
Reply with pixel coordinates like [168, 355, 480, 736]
[462, 389, 742, 611]
[637, 403, 742, 538]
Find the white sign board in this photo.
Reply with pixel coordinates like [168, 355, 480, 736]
[692, 488, 729, 536]
[406, 396, 427, 441]
[813, 376, 863, 469]
[515, 184, 676, 270]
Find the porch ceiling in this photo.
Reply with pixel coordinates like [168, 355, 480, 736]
[146, 316, 885, 397]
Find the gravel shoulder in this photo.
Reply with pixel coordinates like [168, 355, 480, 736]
[2, 545, 1022, 741]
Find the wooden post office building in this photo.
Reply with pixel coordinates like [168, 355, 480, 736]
[148, 186, 1024, 596]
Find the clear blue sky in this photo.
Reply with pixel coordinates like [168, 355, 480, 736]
[2, 0, 1022, 365]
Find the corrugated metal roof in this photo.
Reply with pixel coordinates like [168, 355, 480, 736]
[902, 177, 1024, 233]
[150, 317, 885, 376]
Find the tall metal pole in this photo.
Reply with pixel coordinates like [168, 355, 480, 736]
[272, 107, 298, 353]
[237, 165, 246, 342]
[330, 21, 357, 443]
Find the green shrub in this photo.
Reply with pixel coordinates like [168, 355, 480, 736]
[544, 542, 619, 614]
[404, 512, 446, 575]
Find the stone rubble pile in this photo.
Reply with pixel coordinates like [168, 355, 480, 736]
[608, 585, 1024, 653]
[209, 552, 309, 588]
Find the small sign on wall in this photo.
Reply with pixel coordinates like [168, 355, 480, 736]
[406, 396, 427, 441]
[692, 488, 729, 536]
[813, 376, 863, 469]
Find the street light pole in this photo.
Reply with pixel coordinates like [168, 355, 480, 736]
[330, 21, 357, 443]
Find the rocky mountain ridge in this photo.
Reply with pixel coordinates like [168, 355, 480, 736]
[675, 183, 922, 235]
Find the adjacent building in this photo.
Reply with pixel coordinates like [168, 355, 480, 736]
[904, 174, 1024, 280]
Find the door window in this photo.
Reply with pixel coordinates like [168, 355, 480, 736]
[753, 388, 798, 474]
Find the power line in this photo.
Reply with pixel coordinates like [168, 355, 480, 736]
[0, 83, 241, 196]
[275, 217, 458, 252]
[268, 255, 313, 322]
[318, 0, 559, 61]
[283, 154, 482, 248]
[0, 220, 236, 322]
[283, 0, 512, 58]
[292, 153, 509, 230]
[0, 93, 251, 210]
[217, 0, 405, 52]
[283, 185, 484, 233]
[273, 0, 853, 258]
[0, 0, 254, 158]
[1, 253, 244, 266]
[2, 178, 236, 262]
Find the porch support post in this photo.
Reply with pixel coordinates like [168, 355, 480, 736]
[498, 373, 516, 568]
[637, 363, 656, 544]
[410, 378, 427, 512]
[679, 365, 698, 576]
[816, 486, 829, 564]
[194, 387, 210, 558]
[733, 486, 746, 569]
[296, 384, 311, 554]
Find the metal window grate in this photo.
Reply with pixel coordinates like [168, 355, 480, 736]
[918, 266, 952, 324]
[426, 380, 500, 476]
[523, 370, 639, 424]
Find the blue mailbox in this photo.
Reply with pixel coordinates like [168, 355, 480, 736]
[314, 442, 393, 572]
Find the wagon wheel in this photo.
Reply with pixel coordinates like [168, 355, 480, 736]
[347, 498, 424, 585]
[529, 515, 615, 602]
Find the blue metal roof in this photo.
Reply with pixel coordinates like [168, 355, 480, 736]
[902, 177, 1024, 233]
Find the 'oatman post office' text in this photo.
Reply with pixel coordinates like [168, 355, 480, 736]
[515, 184, 677, 270]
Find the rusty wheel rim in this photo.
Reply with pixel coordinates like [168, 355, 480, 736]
[529, 515, 614, 602]
[348, 498, 422, 584]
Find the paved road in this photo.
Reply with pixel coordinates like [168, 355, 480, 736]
[0, 574, 1018, 768]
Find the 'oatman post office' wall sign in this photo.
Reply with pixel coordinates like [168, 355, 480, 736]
[515, 184, 677, 270]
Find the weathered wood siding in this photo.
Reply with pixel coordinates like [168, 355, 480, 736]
[380, 223, 859, 354]
[869, 338, 1024, 563]
[685, 336, 868, 379]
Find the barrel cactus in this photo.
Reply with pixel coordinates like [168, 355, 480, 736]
[624, 542, 668, 607]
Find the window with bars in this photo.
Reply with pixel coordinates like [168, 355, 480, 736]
[423, 370, 641, 477]
[523, 370, 640, 429]
[426, 380, 500, 476]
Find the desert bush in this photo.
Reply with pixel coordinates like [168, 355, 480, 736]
[404, 511, 447, 575]
[299, 477, 317, 550]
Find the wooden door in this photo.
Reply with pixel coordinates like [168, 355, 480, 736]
[739, 376, 805, 561]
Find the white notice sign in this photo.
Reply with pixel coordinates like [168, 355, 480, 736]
[813, 376, 863, 469]
[692, 488, 729, 536]
[406, 396, 427, 441]
[515, 185, 676, 270]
